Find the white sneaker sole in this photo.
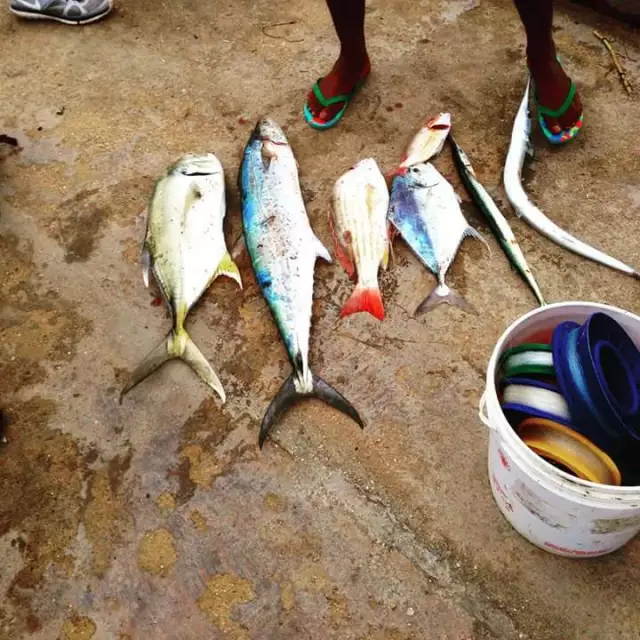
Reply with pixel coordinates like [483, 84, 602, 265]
[10, 3, 112, 24]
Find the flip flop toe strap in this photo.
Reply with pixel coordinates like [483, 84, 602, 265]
[536, 81, 577, 119]
[312, 79, 351, 108]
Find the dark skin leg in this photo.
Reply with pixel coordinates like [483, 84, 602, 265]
[513, 0, 582, 134]
[306, 0, 370, 122]
[309, 0, 582, 134]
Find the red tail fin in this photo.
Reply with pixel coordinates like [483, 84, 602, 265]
[340, 285, 385, 321]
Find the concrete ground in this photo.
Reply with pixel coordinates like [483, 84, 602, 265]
[1, 0, 639, 638]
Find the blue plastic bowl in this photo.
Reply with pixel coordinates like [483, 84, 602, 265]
[552, 314, 640, 483]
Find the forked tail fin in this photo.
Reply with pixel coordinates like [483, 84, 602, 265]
[120, 328, 225, 403]
[340, 284, 385, 321]
[415, 284, 477, 316]
[259, 372, 364, 447]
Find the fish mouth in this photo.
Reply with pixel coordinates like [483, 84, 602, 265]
[253, 117, 289, 146]
[426, 112, 452, 130]
[172, 153, 222, 177]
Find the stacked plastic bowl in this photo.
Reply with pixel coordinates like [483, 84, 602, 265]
[498, 312, 640, 486]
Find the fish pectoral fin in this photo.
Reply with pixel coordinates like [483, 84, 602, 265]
[328, 213, 355, 278]
[230, 233, 247, 262]
[261, 141, 277, 171]
[313, 234, 332, 264]
[465, 226, 492, 257]
[141, 245, 152, 288]
[184, 181, 203, 217]
[215, 251, 243, 289]
[381, 226, 391, 270]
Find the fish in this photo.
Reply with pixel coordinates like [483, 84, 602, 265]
[330, 158, 390, 321]
[239, 117, 364, 447]
[120, 153, 242, 403]
[451, 136, 546, 306]
[398, 112, 451, 170]
[504, 79, 639, 279]
[388, 161, 488, 315]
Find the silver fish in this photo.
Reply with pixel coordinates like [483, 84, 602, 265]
[399, 112, 451, 169]
[389, 162, 487, 315]
[451, 136, 546, 306]
[239, 117, 364, 447]
[504, 79, 639, 279]
[121, 153, 242, 403]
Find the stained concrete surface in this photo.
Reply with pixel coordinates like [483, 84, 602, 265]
[1, 0, 639, 638]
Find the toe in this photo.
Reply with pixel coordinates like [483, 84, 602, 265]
[558, 94, 583, 131]
[544, 116, 563, 135]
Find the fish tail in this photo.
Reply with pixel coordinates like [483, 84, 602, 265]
[340, 283, 385, 321]
[119, 327, 225, 403]
[415, 283, 478, 316]
[259, 372, 364, 448]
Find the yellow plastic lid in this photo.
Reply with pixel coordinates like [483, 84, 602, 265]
[517, 417, 622, 486]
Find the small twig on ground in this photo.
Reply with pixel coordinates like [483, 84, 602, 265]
[261, 20, 304, 43]
[593, 29, 633, 95]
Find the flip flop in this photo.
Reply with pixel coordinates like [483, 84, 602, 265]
[531, 59, 584, 145]
[303, 73, 368, 130]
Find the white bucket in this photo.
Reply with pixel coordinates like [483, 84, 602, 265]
[480, 302, 640, 557]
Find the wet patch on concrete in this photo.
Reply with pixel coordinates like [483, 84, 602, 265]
[59, 611, 97, 640]
[0, 399, 83, 636]
[54, 177, 153, 263]
[82, 452, 132, 576]
[137, 528, 177, 577]
[197, 573, 256, 639]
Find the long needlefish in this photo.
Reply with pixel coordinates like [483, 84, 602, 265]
[331, 158, 390, 320]
[389, 162, 487, 315]
[239, 117, 364, 447]
[503, 79, 639, 279]
[451, 136, 546, 306]
[120, 153, 241, 403]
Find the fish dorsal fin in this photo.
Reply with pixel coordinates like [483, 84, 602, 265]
[381, 241, 390, 270]
[328, 213, 356, 279]
[214, 251, 243, 288]
[261, 141, 279, 171]
[314, 235, 332, 263]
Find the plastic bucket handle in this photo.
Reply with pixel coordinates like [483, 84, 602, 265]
[478, 391, 497, 432]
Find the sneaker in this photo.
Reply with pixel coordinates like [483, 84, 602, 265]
[9, 0, 113, 24]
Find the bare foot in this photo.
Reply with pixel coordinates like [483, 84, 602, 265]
[528, 54, 583, 135]
[306, 53, 371, 123]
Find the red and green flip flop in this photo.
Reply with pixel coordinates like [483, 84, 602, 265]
[303, 74, 368, 130]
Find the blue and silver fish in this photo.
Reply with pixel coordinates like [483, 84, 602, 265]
[388, 162, 487, 315]
[239, 117, 364, 447]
